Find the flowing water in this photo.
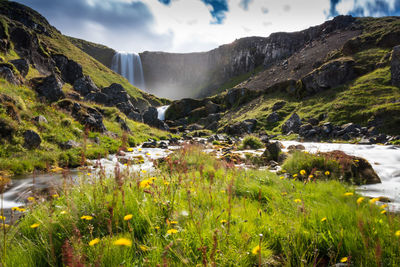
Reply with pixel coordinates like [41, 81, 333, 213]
[157, 105, 169, 121]
[111, 52, 145, 90]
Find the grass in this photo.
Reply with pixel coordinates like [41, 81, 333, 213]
[240, 135, 264, 150]
[1, 145, 400, 266]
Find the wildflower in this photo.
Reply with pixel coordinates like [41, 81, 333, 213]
[146, 153, 151, 156]
[395, 230, 400, 237]
[52, 194, 59, 198]
[294, 199, 302, 203]
[0, 216, 5, 221]
[124, 214, 133, 221]
[87, 173, 92, 176]
[281, 192, 287, 196]
[154, 226, 160, 230]
[27, 197, 35, 202]
[164, 181, 170, 186]
[141, 170, 147, 174]
[220, 219, 227, 224]
[325, 171, 330, 176]
[138, 148, 142, 151]
[0, 224, 10, 229]
[300, 170, 306, 175]
[81, 215, 93, 221]
[354, 159, 359, 163]
[139, 245, 148, 251]
[340, 257, 348, 263]
[60, 211, 68, 215]
[308, 175, 314, 179]
[150, 177, 156, 181]
[279, 176, 284, 180]
[381, 210, 387, 214]
[89, 238, 100, 246]
[220, 190, 225, 193]
[293, 174, 298, 178]
[170, 220, 178, 225]
[139, 179, 152, 188]
[11, 207, 19, 211]
[380, 204, 388, 209]
[281, 170, 286, 173]
[127, 148, 133, 152]
[18, 208, 26, 212]
[357, 197, 365, 205]
[30, 223, 40, 229]
[369, 198, 379, 204]
[344, 192, 354, 196]
[321, 217, 327, 222]
[252, 245, 261, 255]
[167, 229, 178, 234]
[114, 238, 132, 247]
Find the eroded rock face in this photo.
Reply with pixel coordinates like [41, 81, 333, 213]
[0, 64, 20, 85]
[165, 98, 205, 121]
[143, 107, 169, 131]
[391, 45, 400, 87]
[225, 119, 257, 136]
[10, 59, 29, 77]
[282, 113, 302, 134]
[73, 75, 98, 96]
[301, 58, 356, 94]
[53, 54, 83, 84]
[31, 74, 65, 102]
[23, 130, 41, 149]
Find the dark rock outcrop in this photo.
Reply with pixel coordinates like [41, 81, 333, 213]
[53, 54, 83, 84]
[301, 58, 356, 94]
[165, 98, 205, 121]
[225, 119, 257, 136]
[0, 118, 16, 140]
[143, 107, 169, 131]
[266, 112, 280, 123]
[31, 74, 65, 102]
[23, 130, 41, 149]
[282, 113, 302, 134]
[73, 75, 98, 96]
[60, 140, 80, 149]
[262, 141, 282, 161]
[391, 45, 400, 87]
[0, 64, 20, 84]
[10, 59, 29, 77]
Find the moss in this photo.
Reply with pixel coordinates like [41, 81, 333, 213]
[240, 135, 264, 149]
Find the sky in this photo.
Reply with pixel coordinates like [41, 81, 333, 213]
[15, 0, 400, 53]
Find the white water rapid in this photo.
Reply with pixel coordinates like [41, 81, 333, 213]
[157, 105, 169, 121]
[111, 52, 145, 90]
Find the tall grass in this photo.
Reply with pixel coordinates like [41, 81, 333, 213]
[1, 145, 400, 266]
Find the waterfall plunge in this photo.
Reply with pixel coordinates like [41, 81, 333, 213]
[111, 52, 145, 90]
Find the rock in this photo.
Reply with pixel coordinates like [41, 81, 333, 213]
[322, 122, 333, 134]
[301, 58, 356, 94]
[115, 116, 130, 132]
[10, 59, 29, 77]
[0, 118, 15, 140]
[165, 98, 205, 120]
[224, 88, 258, 108]
[225, 119, 257, 136]
[53, 54, 84, 84]
[282, 113, 302, 134]
[158, 142, 168, 149]
[143, 107, 169, 131]
[23, 130, 41, 149]
[391, 45, 400, 87]
[142, 140, 157, 148]
[272, 101, 286, 111]
[126, 110, 143, 122]
[198, 113, 221, 127]
[308, 118, 319, 126]
[0, 64, 20, 84]
[262, 141, 282, 161]
[32, 74, 65, 102]
[187, 124, 203, 131]
[33, 115, 48, 124]
[73, 75, 98, 96]
[287, 144, 305, 151]
[299, 123, 313, 137]
[60, 140, 80, 149]
[266, 112, 280, 123]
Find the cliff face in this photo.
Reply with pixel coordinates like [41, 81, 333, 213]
[140, 15, 356, 99]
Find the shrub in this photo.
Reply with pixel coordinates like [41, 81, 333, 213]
[240, 135, 264, 149]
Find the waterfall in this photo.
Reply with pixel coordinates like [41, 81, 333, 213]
[111, 52, 146, 90]
[157, 105, 169, 121]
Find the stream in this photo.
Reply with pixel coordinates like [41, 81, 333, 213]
[2, 140, 400, 217]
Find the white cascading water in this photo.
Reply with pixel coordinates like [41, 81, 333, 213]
[111, 52, 145, 90]
[157, 105, 169, 121]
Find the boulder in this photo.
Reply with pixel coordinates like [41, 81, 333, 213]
[282, 113, 302, 134]
[53, 55, 83, 84]
[0, 64, 19, 84]
[23, 130, 41, 149]
[143, 107, 169, 131]
[33, 115, 48, 124]
[73, 75, 98, 96]
[0, 118, 15, 140]
[391, 45, 400, 87]
[224, 88, 258, 108]
[10, 59, 29, 77]
[301, 58, 356, 94]
[32, 74, 65, 102]
[142, 140, 157, 148]
[262, 141, 282, 161]
[165, 98, 205, 120]
[272, 101, 286, 111]
[116, 116, 130, 132]
[266, 112, 280, 123]
[60, 140, 80, 149]
[225, 119, 257, 136]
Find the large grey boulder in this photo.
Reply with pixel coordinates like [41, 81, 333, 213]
[23, 130, 41, 149]
[0, 64, 19, 84]
[32, 74, 65, 102]
[143, 107, 169, 131]
[53, 54, 83, 84]
[282, 113, 302, 134]
[73, 75, 98, 96]
[301, 58, 356, 94]
[391, 45, 400, 87]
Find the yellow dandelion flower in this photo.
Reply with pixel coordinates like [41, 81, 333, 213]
[321, 217, 327, 222]
[30, 223, 40, 229]
[220, 219, 227, 224]
[354, 159, 359, 163]
[281, 192, 287, 196]
[309, 175, 314, 179]
[146, 153, 151, 156]
[11, 207, 19, 211]
[124, 214, 133, 221]
[139, 245, 148, 251]
[154, 226, 160, 230]
[87, 173, 92, 176]
[127, 148, 133, 152]
[27, 197, 35, 202]
[325, 171, 330, 176]
[300, 170, 306, 175]
[252, 245, 261, 255]
[340, 257, 348, 263]
[52, 194, 59, 198]
[381, 210, 387, 214]
[139, 179, 152, 188]
[18, 208, 26, 212]
[357, 197, 365, 205]
[89, 238, 100, 246]
[279, 176, 284, 180]
[170, 220, 178, 225]
[0, 216, 5, 221]
[164, 181, 170, 186]
[138, 148, 142, 151]
[344, 192, 354, 196]
[294, 199, 302, 203]
[167, 229, 178, 234]
[293, 174, 298, 178]
[81, 215, 93, 221]
[369, 198, 379, 204]
[60, 211, 68, 215]
[141, 170, 147, 174]
[380, 204, 388, 209]
[395, 230, 400, 237]
[114, 238, 132, 247]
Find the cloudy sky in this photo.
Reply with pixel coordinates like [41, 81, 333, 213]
[15, 0, 400, 53]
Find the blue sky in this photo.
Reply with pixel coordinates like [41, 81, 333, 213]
[15, 0, 400, 53]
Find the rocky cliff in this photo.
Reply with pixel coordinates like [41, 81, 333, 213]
[140, 15, 356, 99]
